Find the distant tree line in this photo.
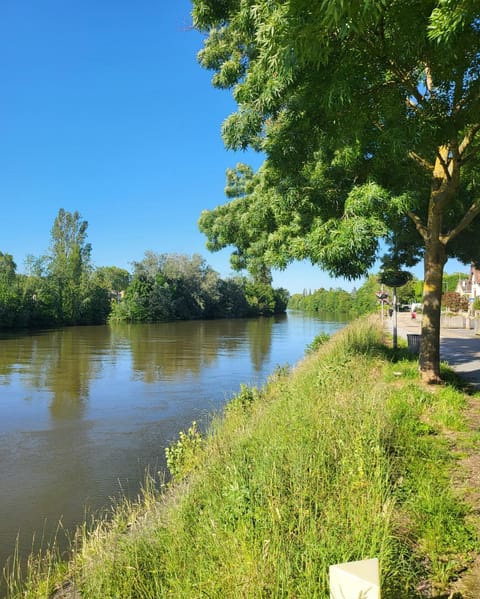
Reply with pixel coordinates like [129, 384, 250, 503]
[289, 271, 471, 317]
[289, 275, 423, 316]
[288, 276, 380, 316]
[0, 209, 288, 331]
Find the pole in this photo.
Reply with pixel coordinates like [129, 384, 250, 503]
[381, 285, 384, 324]
[393, 287, 398, 350]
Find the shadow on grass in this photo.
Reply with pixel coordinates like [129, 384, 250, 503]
[359, 337, 475, 394]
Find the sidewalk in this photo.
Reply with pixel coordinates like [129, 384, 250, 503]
[385, 312, 480, 391]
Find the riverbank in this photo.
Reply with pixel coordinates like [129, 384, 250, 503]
[4, 317, 479, 598]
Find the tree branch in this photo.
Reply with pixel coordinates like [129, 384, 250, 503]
[408, 151, 434, 172]
[425, 65, 434, 94]
[454, 90, 480, 115]
[407, 210, 428, 240]
[441, 200, 480, 244]
[406, 98, 416, 109]
[459, 124, 480, 157]
[435, 147, 451, 181]
[387, 60, 425, 106]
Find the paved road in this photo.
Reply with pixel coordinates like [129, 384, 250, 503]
[385, 312, 480, 390]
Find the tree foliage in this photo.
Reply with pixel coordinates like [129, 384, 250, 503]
[46, 209, 97, 324]
[95, 266, 131, 293]
[193, 0, 480, 381]
[443, 291, 470, 313]
[0, 252, 21, 328]
[0, 211, 111, 329]
[289, 287, 355, 315]
[288, 270, 426, 318]
[109, 251, 289, 323]
[0, 214, 288, 331]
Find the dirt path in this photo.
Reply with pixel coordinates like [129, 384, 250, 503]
[447, 396, 480, 599]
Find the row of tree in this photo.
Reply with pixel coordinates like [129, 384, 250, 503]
[289, 288, 358, 316]
[288, 274, 418, 316]
[288, 271, 472, 316]
[0, 210, 288, 331]
[288, 278, 377, 316]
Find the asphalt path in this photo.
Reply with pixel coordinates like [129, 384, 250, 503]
[385, 311, 480, 391]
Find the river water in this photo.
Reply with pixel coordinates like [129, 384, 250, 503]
[0, 312, 346, 572]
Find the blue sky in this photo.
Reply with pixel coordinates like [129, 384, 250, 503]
[0, 1, 467, 294]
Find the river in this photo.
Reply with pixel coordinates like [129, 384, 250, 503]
[0, 311, 347, 573]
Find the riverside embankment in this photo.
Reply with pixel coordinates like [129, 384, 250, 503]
[4, 317, 479, 598]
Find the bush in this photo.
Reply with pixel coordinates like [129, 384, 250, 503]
[165, 422, 203, 483]
[442, 291, 469, 313]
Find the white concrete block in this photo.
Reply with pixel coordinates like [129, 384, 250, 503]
[329, 558, 380, 599]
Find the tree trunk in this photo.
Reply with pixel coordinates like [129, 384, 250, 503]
[419, 238, 446, 383]
[417, 144, 456, 383]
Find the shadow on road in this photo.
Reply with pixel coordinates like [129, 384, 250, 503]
[441, 336, 480, 391]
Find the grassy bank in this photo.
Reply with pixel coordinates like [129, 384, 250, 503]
[4, 317, 478, 598]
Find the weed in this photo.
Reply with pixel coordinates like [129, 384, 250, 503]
[165, 421, 203, 483]
[305, 332, 330, 354]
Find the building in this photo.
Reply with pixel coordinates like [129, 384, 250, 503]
[455, 265, 480, 312]
[471, 264, 480, 300]
[455, 276, 472, 297]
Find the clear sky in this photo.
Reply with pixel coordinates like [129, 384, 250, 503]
[0, 1, 468, 294]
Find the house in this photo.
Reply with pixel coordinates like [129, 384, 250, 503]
[455, 277, 472, 296]
[471, 264, 480, 300]
[454, 265, 480, 299]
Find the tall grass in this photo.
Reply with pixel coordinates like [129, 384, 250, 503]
[4, 317, 477, 598]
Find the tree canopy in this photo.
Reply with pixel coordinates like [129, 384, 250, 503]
[193, 0, 480, 381]
[109, 251, 288, 323]
[47, 209, 95, 324]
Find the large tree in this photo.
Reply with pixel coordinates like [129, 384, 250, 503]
[48, 208, 93, 324]
[193, 0, 480, 382]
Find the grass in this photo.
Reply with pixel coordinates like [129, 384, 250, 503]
[3, 316, 478, 598]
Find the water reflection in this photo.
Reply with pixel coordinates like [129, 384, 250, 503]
[107, 318, 276, 383]
[47, 329, 107, 420]
[0, 313, 346, 573]
[0, 318, 276, 416]
[246, 316, 276, 371]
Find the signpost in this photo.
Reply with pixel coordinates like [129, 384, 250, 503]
[375, 287, 389, 323]
[378, 270, 412, 350]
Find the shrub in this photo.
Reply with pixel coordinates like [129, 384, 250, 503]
[442, 291, 469, 313]
[305, 332, 331, 354]
[165, 421, 203, 483]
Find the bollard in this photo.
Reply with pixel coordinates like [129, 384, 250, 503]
[329, 558, 380, 598]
